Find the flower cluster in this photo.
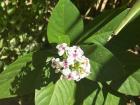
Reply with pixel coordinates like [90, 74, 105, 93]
[51, 43, 91, 81]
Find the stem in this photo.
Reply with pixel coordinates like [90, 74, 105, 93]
[114, 0, 140, 35]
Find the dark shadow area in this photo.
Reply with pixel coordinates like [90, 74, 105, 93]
[0, 97, 19, 105]
[74, 78, 126, 105]
[94, 56, 125, 82]
[8, 50, 59, 105]
[74, 79, 99, 105]
[105, 15, 140, 90]
[10, 50, 59, 96]
[82, 44, 125, 82]
[103, 14, 140, 104]
[0, 61, 4, 73]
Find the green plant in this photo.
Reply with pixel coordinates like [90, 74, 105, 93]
[0, 0, 140, 105]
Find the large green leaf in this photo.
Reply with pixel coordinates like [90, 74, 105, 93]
[106, 15, 140, 96]
[35, 78, 124, 105]
[83, 8, 129, 45]
[35, 79, 76, 105]
[0, 53, 32, 99]
[47, 0, 83, 44]
[81, 44, 125, 82]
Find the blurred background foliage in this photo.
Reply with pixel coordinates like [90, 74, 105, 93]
[0, 0, 136, 69]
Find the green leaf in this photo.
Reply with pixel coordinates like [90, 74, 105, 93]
[75, 79, 122, 105]
[106, 16, 140, 96]
[81, 44, 125, 82]
[0, 53, 32, 99]
[10, 50, 52, 96]
[35, 79, 76, 105]
[114, 0, 140, 35]
[0, 39, 3, 48]
[36, 79, 124, 105]
[84, 8, 129, 45]
[47, 0, 83, 44]
[113, 69, 140, 96]
[83, 89, 121, 105]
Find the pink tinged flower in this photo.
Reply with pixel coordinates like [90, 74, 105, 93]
[61, 69, 79, 81]
[56, 43, 68, 56]
[66, 56, 75, 65]
[67, 46, 84, 60]
[52, 43, 91, 81]
[70, 71, 80, 81]
[63, 60, 69, 69]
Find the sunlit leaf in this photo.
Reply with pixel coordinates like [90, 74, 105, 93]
[47, 0, 83, 44]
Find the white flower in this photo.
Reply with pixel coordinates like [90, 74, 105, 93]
[61, 68, 71, 77]
[70, 71, 80, 81]
[51, 58, 62, 73]
[51, 43, 91, 81]
[79, 72, 89, 79]
[66, 56, 75, 65]
[56, 43, 68, 56]
[67, 46, 84, 61]
[79, 56, 90, 73]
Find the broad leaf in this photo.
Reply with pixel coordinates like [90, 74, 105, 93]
[83, 89, 121, 105]
[35, 79, 76, 105]
[35, 78, 124, 105]
[106, 16, 140, 96]
[75, 79, 123, 105]
[109, 53, 140, 96]
[81, 44, 125, 82]
[0, 53, 32, 99]
[47, 0, 83, 44]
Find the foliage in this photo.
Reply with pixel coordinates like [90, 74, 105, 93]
[0, 0, 140, 105]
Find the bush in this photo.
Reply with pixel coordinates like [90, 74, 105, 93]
[0, 0, 140, 105]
